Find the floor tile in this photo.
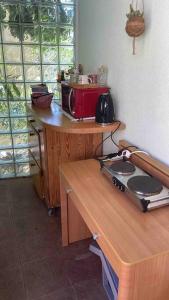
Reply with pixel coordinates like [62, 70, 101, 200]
[36, 286, 77, 300]
[0, 181, 11, 202]
[0, 202, 11, 218]
[17, 232, 59, 264]
[64, 252, 102, 285]
[0, 266, 27, 300]
[10, 196, 47, 219]
[56, 238, 93, 260]
[22, 256, 70, 300]
[74, 279, 107, 300]
[0, 217, 16, 242]
[0, 238, 20, 269]
[13, 214, 57, 240]
[0, 178, 33, 202]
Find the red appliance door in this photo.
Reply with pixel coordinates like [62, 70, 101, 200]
[61, 84, 71, 113]
[61, 85, 76, 117]
[68, 88, 76, 117]
[73, 88, 109, 119]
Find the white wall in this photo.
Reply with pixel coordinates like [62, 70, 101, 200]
[78, 0, 169, 166]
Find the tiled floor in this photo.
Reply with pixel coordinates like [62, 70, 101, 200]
[0, 178, 107, 300]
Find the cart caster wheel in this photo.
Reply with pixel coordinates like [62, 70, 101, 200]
[48, 208, 55, 216]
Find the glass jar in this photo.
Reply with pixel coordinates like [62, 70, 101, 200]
[98, 65, 108, 86]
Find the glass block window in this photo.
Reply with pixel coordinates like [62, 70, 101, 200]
[0, 0, 76, 178]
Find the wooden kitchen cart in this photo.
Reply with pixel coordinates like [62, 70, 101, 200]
[59, 144, 169, 300]
[27, 103, 123, 213]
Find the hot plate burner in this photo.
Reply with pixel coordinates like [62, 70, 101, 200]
[109, 161, 136, 175]
[127, 175, 163, 196]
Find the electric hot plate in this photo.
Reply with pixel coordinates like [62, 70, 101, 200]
[127, 175, 163, 197]
[101, 159, 169, 212]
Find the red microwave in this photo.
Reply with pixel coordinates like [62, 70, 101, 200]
[61, 83, 109, 119]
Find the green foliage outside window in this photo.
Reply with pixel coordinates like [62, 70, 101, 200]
[0, 0, 75, 177]
[0, 1, 74, 43]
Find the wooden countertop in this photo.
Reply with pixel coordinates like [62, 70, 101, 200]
[60, 158, 169, 266]
[27, 103, 124, 134]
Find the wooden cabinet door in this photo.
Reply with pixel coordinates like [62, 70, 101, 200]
[39, 127, 50, 207]
[46, 127, 102, 208]
[28, 119, 45, 201]
[30, 159, 45, 200]
[68, 194, 91, 243]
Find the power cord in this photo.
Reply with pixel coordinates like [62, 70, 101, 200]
[110, 121, 121, 148]
[94, 132, 112, 157]
[124, 150, 150, 159]
[95, 120, 138, 158]
[94, 121, 121, 157]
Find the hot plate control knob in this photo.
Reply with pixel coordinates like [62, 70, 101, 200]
[113, 178, 118, 186]
[120, 185, 125, 192]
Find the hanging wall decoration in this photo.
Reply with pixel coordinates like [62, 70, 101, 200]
[125, 0, 145, 55]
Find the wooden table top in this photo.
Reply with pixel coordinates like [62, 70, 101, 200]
[27, 103, 124, 134]
[60, 158, 169, 266]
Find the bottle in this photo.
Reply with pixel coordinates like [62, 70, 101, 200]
[98, 65, 108, 86]
[78, 64, 83, 75]
[61, 70, 65, 82]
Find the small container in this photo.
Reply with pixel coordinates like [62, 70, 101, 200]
[31, 84, 48, 93]
[31, 93, 53, 108]
[69, 74, 78, 83]
[88, 74, 97, 84]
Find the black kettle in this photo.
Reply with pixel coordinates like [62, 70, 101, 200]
[95, 93, 115, 125]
